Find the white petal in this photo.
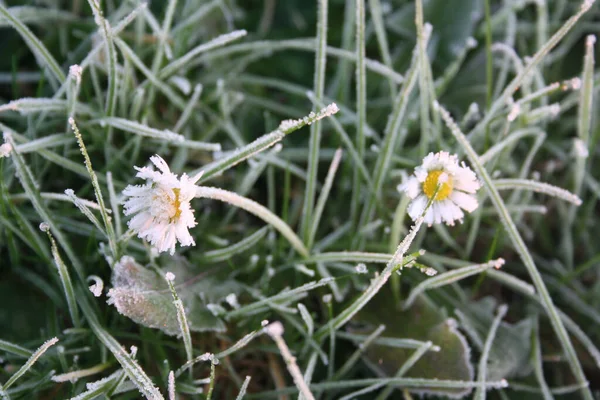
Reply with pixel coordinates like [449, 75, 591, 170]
[453, 165, 480, 193]
[150, 155, 171, 174]
[450, 191, 479, 212]
[414, 166, 428, 182]
[122, 183, 151, 197]
[175, 222, 195, 247]
[129, 212, 153, 232]
[439, 199, 464, 226]
[430, 202, 443, 225]
[398, 176, 421, 199]
[407, 195, 427, 221]
[420, 152, 437, 170]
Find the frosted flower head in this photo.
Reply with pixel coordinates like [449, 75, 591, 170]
[398, 151, 481, 226]
[122, 155, 202, 255]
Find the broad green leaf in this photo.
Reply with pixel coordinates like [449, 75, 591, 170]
[355, 289, 474, 398]
[458, 297, 533, 380]
[107, 256, 240, 335]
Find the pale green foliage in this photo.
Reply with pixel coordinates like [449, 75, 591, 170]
[0, 0, 598, 399]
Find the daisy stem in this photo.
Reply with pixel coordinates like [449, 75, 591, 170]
[195, 186, 309, 257]
[313, 183, 440, 343]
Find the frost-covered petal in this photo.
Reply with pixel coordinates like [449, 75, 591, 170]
[438, 199, 464, 226]
[149, 154, 171, 174]
[407, 195, 428, 221]
[453, 165, 480, 193]
[398, 176, 421, 199]
[122, 183, 152, 197]
[450, 191, 479, 212]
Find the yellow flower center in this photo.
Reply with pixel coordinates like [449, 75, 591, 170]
[171, 188, 182, 221]
[423, 170, 453, 201]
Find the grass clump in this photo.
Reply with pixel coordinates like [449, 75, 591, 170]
[0, 0, 599, 399]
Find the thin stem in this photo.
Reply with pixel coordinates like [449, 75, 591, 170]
[301, 0, 329, 243]
[195, 186, 309, 257]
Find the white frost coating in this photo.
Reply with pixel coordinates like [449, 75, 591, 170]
[568, 77, 582, 90]
[278, 102, 339, 132]
[582, 0, 595, 12]
[100, 118, 187, 144]
[586, 34, 597, 47]
[507, 103, 521, 122]
[355, 263, 368, 274]
[168, 371, 175, 400]
[322, 294, 332, 303]
[297, 303, 313, 335]
[574, 138, 589, 158]
[165, 272, 176, 281]
[264, 321, 284, 337]
[207, 303, 226, 316]
[424, 267, 438, 276]
[261, 320, 269, 327]
[169, 76, 191, 95]
[466, 37, 478, 49]
[0, 142, 12, 158]
[294, 263, 315, 277]
[69, 64, 83, 84]
[225, 293, 240, 309]
[88, 275, 104, 297]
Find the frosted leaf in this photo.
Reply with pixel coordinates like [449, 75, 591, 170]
[107, 256, 235, 335]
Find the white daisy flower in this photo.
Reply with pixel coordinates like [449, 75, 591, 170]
[122, 155, 202, 255]
[398, 151, 481, 226]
